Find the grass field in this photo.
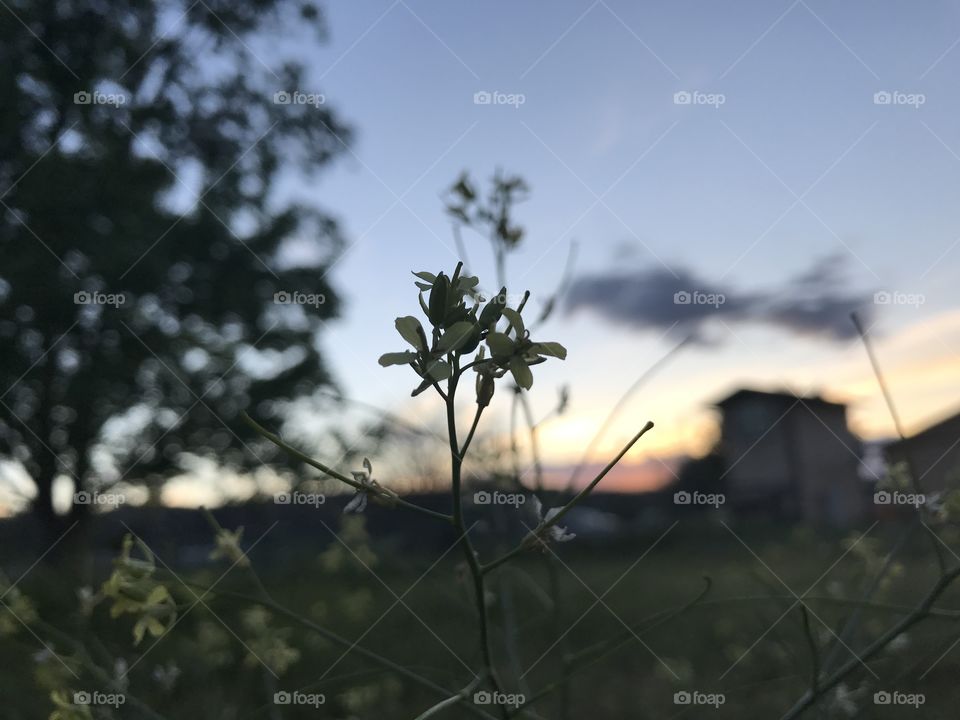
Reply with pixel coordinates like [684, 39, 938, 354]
[4, 517, 960, 719]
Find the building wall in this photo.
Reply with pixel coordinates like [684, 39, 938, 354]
[719, 395, 865, 525]
[888, 415, 960, 494]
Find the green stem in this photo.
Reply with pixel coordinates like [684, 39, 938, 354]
[170, 578, 499, 720]
[414, 675, 484, 720]
[243, 413, 452, 523]
[482, 422, 654, 575]
[781, 564, 960, 719]
[446, 371, 510, 720]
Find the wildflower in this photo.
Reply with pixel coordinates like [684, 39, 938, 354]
[344, 458, 396, 513]
[524, 496, 575, 550]
[101, 535, 177, 645]
[0, 582, 38, 636]
[209, 526, 250, 568]
[49, 690, 93, 720]
[152, 661, 181, 692]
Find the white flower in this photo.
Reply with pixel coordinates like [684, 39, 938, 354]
[528, 496, 576, 547]
[344, 458, 396, 513]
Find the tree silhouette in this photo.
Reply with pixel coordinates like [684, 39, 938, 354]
[0, 0, 350, 532]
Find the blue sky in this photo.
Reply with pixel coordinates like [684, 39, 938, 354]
[267, 0, 960, 475]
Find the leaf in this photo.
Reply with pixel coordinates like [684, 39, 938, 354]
[509, 356, 533, 391]
[379, 351, 417, 367]
[486, 331, 514, 359]
[531, 341, 567, 360]
[395, 316, 425, 351]
[425, 359, 452, 381]
[437, 321, 476, 353]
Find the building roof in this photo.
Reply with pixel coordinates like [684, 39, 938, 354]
[712, 387, 846, 410]
[890, 405, 960, 448]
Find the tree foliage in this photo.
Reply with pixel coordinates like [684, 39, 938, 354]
[0, 0, 350, 524]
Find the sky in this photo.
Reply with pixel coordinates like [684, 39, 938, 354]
[252, 0, 960, 488]
[250, 0, 960, 490]
[5, 1, 960, 516]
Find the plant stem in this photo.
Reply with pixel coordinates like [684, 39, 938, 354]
[243, 413, 452, 523]
[482, 422, 654, 575]
[780, 564, 960, 719]
[414, 675, 484, 720]
[171, 578, 499, 720]
[446, 371, 510, 720]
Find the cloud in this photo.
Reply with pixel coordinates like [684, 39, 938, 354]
[566, 255, 871, 343]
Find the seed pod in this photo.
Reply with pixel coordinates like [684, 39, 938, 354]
[476, 371, 496, 408]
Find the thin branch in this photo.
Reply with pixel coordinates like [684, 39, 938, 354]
[483, 422, 654, 574]
[242, 413, 452, 523]
[170, 578, 499, 720]
[851, 312, 946, 574]
[564, 338, 687, 494]
[798, 606, 820, 694]
[414, 674, 484, 720]
[780, 565, 960, 719]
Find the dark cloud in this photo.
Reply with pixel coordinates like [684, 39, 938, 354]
[566, 256, 871, 343]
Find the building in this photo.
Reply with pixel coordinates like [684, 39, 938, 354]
[714, 388, 867, 526]
[886, 408, 960, 494]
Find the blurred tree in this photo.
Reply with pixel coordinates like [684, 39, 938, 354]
[0, 0, 350, 533]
